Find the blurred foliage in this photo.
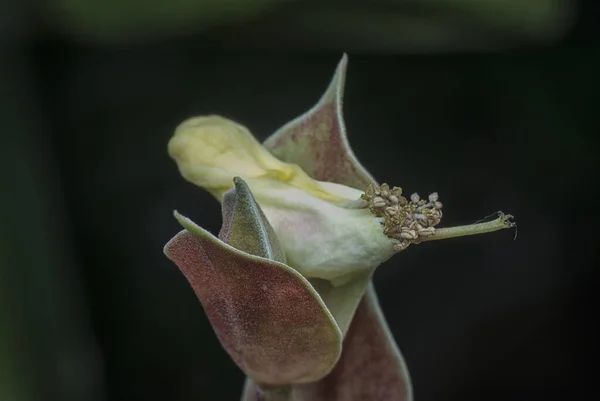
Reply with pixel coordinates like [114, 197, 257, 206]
[0, 54, 104, 401]
[1, 55, 39, 401]
[0, 243, 32, 401]
[42, 0, 294, 42]
[41, 0, 575, 50]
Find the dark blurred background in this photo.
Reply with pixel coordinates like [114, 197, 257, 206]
[1, 0, 598, 400]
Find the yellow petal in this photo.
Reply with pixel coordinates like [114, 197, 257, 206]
[168, 115, 346, 203]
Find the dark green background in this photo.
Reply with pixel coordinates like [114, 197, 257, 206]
[1, 1, 597, 400]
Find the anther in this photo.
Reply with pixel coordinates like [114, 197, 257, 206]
[362, 183, 444, 251]
[372, 197, 386, 208]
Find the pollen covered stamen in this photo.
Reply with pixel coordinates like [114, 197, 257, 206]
[361, 183, 443, 251]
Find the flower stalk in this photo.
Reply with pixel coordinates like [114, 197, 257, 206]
[421, 212, 515, 242]
[361, 183, 514, 251]
[256, 386, 292, 401]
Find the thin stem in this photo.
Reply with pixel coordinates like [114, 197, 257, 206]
[256, 385, 292, 401]
[422, 213, 515, 242]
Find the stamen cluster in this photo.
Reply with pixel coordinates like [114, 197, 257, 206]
[361, 183, 443, 251]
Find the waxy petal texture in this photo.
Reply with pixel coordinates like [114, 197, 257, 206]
[164, 182, 342, 386]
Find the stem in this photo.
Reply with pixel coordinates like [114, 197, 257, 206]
[256, 385, 292, 401]
[422, 213, 515, 242]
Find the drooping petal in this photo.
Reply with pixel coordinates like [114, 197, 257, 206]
[168, 115, 345, 203]
[164, 211, 342, 386]
[262, 54, 413, 401]
[263, 54, 375, 190]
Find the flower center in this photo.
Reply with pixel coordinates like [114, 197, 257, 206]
[361, 183, 444, 251]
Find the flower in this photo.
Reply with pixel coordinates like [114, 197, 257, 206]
[164, 54, 514, 401]
[168, 114, 397, 287]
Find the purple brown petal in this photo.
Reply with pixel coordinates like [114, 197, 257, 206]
[164, 216, 341, 386]
[243, 283, 414, 401]
[263, 54, 375, 191]
[262, 54, 413, 401]
[293, 282, 413, 400]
